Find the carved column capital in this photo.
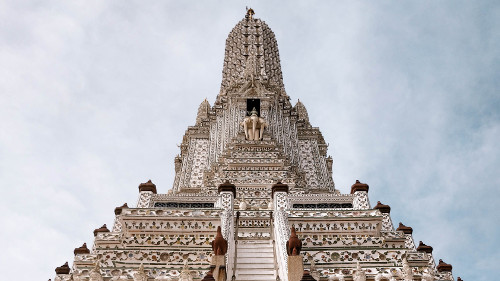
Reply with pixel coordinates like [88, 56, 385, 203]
[272, 181, 289, 198]
[218, 180, 236, 198]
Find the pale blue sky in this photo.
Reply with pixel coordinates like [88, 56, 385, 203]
[0, 1, 498, 280]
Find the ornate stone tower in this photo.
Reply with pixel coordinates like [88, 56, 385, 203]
[51, 9, 459, 281]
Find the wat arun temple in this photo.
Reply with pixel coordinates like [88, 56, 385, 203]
[51, 9, 460, 281]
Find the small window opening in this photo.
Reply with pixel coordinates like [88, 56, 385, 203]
[247, 99, 260, 116]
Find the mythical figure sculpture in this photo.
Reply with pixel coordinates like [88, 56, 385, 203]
[133, 264, 147, 281]
[286, 226, 302, 256]
[353, 262, 366, 281]
[89, 263, 104, 281]
[374, 272, 396, 281]
[178, 261, 193, 281]
[70, 268, 84, 281]
[72, 273, 84, 281]
[328, 269, 345, 281]
[401, 257, 413, 281]
[241, 107, 267, 141]
[421, 268, 435, 281]
[310, 259, 320, 280]
[238, 196, 248, 210]
[110, 270, 128, 281]
[212, 226, 228, 255]
[155, 275, 172, 281]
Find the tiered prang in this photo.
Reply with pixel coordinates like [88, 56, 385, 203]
[51, 9, 459, 281]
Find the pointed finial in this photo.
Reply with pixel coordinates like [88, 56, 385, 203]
[246, 7, 255, 20]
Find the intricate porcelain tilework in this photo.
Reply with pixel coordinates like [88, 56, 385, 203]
[136, 192, 153, 208]
[353, 191, 371, 210]
[55, 14, 449, 281]
[381, 213, 394, 231]
[188, 139, 209, 187]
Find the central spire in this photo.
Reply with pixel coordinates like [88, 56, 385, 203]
[219, 10, 285, 96]
[246, 7, 255, 20]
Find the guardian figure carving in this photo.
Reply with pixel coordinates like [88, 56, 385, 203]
[211, 226, 228, 255]
[286, 227, 302, 256]
[241, 107, 267, 140]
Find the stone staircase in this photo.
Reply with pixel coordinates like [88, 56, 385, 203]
[235, 240, 276, 281]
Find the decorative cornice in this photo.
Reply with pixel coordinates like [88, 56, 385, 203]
[114, 203, 128, 215]
[374, 201, 391, 213]
[74, 243, 90, 255]
[55, 262, 70, 274]
[416, 241, 433, 253]
[437, 259, 452, 272]
[272, 181, 289, 197]
[350, 180, 369, 194]
[218, 180, 236, 197]
[139, 180, 157, 194]
[396, 222, 413, 234]
[93, 224, 110, 237]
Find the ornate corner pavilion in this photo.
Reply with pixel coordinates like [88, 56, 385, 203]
[51, 9, 460, 281]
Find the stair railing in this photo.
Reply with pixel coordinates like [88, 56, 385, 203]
[273, 191, 290, 281]
[231, 211, 240, 281]
[270, 211, 281, 281]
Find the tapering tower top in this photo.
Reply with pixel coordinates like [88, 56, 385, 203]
[220, 9, 285, 96]
[246, 7, 255, 19]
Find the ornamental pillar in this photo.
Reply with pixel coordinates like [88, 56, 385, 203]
[218, 181, 236, 279]
[136, 180, 156, 208]
[374, 201, 394, 231]
[396, 222, 416, 250]
[272, 182, 290, 281]
[351, 180, 371, 210]
[54, 262, 71, 281]
[112, 203, 128, 232]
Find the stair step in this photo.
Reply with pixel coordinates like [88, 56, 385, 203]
[236, 274, 275, 281]
[236, 276, 276, 281]
[236, 269, 276, 275]
[238, 247, 274, 254]
[237, 257, 274, 263]
[237, 252, 274, 258]
[237, 242, 272, 248]
[237, 263, 275, 269]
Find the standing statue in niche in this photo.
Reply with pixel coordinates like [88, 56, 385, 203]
[353, 262, 366, 281]
[327, 269, 345, 281]
[401, 256, 414, 281]
[421, 268, 435, 281]
[133, 264, 147, 281]
[178, 261, 193, 281]
[89, 263, 104, 281]
[241, 107, 267, 140]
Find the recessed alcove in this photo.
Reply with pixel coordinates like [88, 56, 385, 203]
[246, 98, 260, 115]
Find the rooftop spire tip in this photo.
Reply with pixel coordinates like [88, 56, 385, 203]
[246, 7, 255, 19]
